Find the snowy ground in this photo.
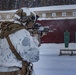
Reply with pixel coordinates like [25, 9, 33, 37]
[33, 43, 76, 75]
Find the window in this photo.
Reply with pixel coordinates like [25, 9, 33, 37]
[62, 12, 66, 16]
[6, 15, 10, 19]
[42, 13, 46, 18]
[52, 13, 56, 17]
[73, 12, 76, 16]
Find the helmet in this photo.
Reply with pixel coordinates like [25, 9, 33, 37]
[14, 7, 36, 24]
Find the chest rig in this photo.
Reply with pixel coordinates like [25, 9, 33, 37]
[0, 21, 34, 75]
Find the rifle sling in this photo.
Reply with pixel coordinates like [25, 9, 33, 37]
[0, 22, 34, 75]
[6, 36, 23, 60]
[6, 36, 30, 75]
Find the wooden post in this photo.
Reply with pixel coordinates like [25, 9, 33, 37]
[64, 30, 70, 48]
[75, 32, 76, 43]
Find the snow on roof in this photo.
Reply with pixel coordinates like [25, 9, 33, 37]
[0, 4, 76, 13]
[29, 4, 76, 12]
[0, 5, 76, 21]
[0, 10, 17, 13]
[29, 5, 76, 20]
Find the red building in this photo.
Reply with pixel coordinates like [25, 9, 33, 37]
[30, 5, 76, 43]
[0, 4, 76, 43]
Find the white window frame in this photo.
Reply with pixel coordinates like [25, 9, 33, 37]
[73, 12, 76, 16]
[62, 12, 66, 16]
[6, 15, 10, 19]
[42, 13, 46, 18]
[52, 13, 56, 17]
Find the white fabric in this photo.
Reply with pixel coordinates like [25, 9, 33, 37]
[0, 29, 39, 72]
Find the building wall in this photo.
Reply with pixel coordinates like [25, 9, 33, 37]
[35, 9, 76, 19]
[38, 19, 76, 43]
[34, 7, 76, 43]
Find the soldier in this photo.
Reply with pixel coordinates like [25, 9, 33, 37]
[0, 7, 39, 75]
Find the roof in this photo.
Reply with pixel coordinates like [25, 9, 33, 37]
[0, 4, 76, 13]
[0, 5, 76, 21]
[29, 4, 76, 12]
